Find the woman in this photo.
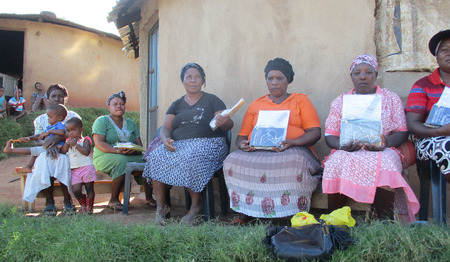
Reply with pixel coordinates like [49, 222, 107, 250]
[406, 29, 450, 184]
[224, 58, 322, 224]
[322, 54, 419, 222]
[143, 63, 233, 226]
[21, 84, 81, 215]
[31, 81, 50, 112]
[92, 91, 154, 211]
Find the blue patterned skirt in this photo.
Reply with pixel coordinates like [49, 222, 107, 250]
[143, 137, 228, 192]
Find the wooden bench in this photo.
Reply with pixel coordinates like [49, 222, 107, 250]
[310, 192, 371, 220]
[14, 171, 127, 212]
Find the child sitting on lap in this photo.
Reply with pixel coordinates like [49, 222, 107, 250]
[60, 117, 96, 214]
[3, 104, 68, 156]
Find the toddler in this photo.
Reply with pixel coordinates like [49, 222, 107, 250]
[3, 104, 68, 156]
[61, 117, 96, 214]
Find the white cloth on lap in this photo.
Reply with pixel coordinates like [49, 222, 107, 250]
[23, 152, 72, 202]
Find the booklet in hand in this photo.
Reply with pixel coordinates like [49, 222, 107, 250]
[425, 86, 450, 128]
[113, 142, 146, 152]
[340, 94, 382, 147]
[210, 98, 245, 130]
[249, 110, 290, 150]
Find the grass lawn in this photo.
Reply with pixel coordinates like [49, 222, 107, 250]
[0, 204, 449, 261]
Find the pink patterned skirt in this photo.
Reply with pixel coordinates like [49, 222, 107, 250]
[322, 148, 420, 222]
[224, 146, 322, 218]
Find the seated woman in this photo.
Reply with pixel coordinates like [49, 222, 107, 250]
[20, 84, 80, 215]
[406, 29, 450, 184]
[92, 91, 154, 211]
[224, 58, 322, 224]
[31, 82, 50, 112]
[143, 63, 233, 226]
[322, 54, 419, 222]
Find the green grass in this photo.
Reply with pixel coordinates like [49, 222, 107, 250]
[0, 107, 140, 160]
[0, 204, 449, 261]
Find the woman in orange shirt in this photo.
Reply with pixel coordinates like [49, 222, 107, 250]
[224, 58, 322, 224]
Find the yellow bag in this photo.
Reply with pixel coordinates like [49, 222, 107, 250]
[319, 206, 356, 227]
[291, 212, 319, 227]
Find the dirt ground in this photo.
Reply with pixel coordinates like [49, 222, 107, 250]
[0, 155, 236, 225]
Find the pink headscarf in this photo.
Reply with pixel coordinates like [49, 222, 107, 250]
[350, 54, 378, 73]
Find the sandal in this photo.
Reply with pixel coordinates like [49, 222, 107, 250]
[107, 202, 123, 211]
[43, 204, 57, 216]
[63, 203, 77, 216]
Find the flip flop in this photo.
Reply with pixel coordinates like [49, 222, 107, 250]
[107, 202, 123, 211]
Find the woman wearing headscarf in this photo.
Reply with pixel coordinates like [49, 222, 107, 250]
[93, 91, 154, 211]
[323, 54, 419, 222]
[224, 58, 322, 224]
[406, 29, 450, 184]
[143, 63, 233, 226]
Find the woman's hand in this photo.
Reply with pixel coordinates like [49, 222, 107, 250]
[214, 112, 234, 132]
[163, 138, 176, 152]
[117, 148, 137, 155]
[43, 135, 64, 149]
[277, 139, 294, 152]
[237, 139, 255, 152]
[17, 137, 30, 143]
[340, 140, 363, 152]
[363, 135, 387, 151]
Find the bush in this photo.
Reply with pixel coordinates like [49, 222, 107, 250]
[0, 108, 140, 160]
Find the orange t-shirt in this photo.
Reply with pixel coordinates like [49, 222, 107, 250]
[238, 93, 320, 141]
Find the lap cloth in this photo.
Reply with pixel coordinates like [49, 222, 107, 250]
[23, 151, 71, 202]
[322, 148, 419, 222]
[93, 153, 144, 184]
[223, 146, 322, 218]
[415, 136, 450, 175]
[143, 137, 227, 193]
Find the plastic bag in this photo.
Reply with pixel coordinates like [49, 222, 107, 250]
[340, 94, 382, 147]
[291, 211, 319, 227]
[262, 224, 354, 261]
[320, 206, 356, 227]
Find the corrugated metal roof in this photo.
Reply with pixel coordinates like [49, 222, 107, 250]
[0, 13, 120, 41]
[108, 0, 144, 58]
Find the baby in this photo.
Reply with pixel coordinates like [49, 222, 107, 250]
[3, 104, 67, 156]
[60, 117, 96, 214]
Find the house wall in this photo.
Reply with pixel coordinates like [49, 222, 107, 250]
[0, 18, 140, 111]
[137, 0, 450, 213]
[140, 0, 376, 160]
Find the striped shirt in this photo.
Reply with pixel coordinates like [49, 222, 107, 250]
[406, 68, 449, 119]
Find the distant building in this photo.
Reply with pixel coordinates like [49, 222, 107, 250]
[0, 12, 140, 111]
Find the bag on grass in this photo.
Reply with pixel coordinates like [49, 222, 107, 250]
[291, 211, 319, 227]
[320, 206, 356, 227]
[262, 223, 354, 261]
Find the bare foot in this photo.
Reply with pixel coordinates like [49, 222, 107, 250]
[14, 166, 33, 173]
[3, 140, 14, 153]
[155, 205, 170, 226]
[181, 206, 201, 226]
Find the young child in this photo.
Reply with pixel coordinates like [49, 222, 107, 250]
[3, 104, 68, 156]
[60, 117, 96, 214]
[7, 87, 27, 120]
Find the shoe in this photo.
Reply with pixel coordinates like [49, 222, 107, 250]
[63, 203, 77, 216]
[107, 202, 123, 211]
[43, 204, 57, 216]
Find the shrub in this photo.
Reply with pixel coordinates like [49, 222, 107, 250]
[0, 108, 140, 160]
